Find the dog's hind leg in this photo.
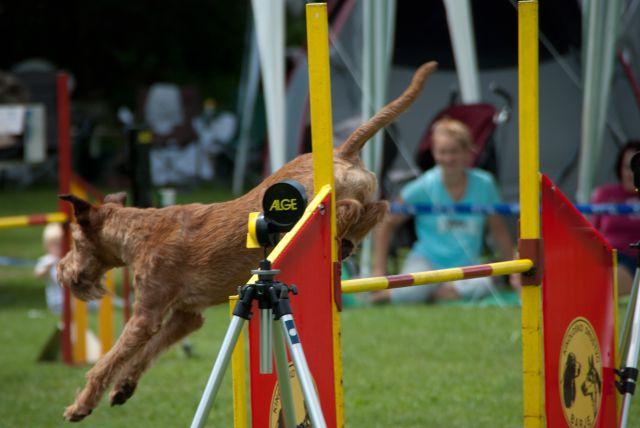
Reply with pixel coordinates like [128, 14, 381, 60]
[63, 304, 168, 422]
[109, 310, 204, 407]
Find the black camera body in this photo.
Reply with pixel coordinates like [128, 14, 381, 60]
[246, 180, 308, 249]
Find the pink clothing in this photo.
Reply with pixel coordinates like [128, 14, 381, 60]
[591, 183, 640, 258]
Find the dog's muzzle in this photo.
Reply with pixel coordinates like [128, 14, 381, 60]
[341, 239, 354, 260]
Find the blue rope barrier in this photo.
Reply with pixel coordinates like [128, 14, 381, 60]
[390, 202, 640, 216]
[0, 256, 35, 267]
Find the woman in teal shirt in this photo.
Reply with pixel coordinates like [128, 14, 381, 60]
[372, 118, 516, 304]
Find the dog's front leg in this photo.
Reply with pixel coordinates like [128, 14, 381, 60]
[63, 309, 165, 422]
[109, 310, 204, 407]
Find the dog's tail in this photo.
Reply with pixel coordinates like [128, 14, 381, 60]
[336, 61, 438, 160]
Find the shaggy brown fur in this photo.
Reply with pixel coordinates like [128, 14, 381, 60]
[57, 61, 437, 421]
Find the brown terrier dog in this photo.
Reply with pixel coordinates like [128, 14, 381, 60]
[58, 61, 437, 422]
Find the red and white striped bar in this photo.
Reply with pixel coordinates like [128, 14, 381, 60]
[341, 258, 534, 294]
[0, 212, 68, 229]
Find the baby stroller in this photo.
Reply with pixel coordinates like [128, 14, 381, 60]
[385, 84, 513, 277]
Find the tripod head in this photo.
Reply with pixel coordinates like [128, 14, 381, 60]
[246, 180, 308, 252]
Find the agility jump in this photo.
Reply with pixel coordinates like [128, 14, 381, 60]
[210, 2, 625, 428]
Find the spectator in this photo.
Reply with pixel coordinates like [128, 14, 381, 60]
[591, 140, 640, 295]
[371, 118, 517, 304]
[34, 223, 64, 314]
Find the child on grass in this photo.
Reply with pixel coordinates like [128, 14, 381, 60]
[34, 223, 64, 314]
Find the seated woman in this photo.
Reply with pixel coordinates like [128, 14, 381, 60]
[591, 140, 640, 295]
[371, 118, 517, 304]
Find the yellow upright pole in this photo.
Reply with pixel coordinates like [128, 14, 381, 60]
[307, 4, 336, 197]
[229, 296, 248, 428]
[72, 300, 88, 364]
[306, 3, 343, 425]
[518, 1, 544, 427]
[70, 182, 89, 364]
[99, 270, 115, 353]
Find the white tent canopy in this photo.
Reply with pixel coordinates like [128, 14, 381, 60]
[251, 0, 286, 174]
[576, 0, 625, 203]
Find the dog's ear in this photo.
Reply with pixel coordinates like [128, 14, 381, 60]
[103, 192, 127, 207]
[335, 199, 363, 236]
[59, 194, 94, 227]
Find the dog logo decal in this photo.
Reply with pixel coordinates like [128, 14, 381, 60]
[559, 317, 602, 428]
[581, 355, 602, 416]
[562, 352, 581, 408]
[270, 362, 312, 428]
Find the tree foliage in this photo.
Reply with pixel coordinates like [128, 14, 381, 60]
[0, 0, 249, 109]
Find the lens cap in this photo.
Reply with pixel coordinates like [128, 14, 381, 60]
[262, 180, 307, 230]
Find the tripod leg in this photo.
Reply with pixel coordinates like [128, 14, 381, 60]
[620, 266, 640, 363]
[619, 267, 640, 428]
[273, 323, 297, 428]
[279, 314, 327, 428]
[191, 315, 246, 428]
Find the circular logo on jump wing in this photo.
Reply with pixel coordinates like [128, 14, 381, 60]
[559, 317, 603, 428]
[270, 362, 312, 428]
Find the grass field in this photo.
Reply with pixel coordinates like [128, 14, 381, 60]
[1, 185, 639, 427]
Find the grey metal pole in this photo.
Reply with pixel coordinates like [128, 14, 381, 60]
[273, 323, 298, 428]
[279, 314, 327, 428]
[260, 309, 273, 373]
[190, 316, 246, 428]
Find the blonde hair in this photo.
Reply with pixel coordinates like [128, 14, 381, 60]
[431, 118, 474, 152]
[43, 223, 63, 247]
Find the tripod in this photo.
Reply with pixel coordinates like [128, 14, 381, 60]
[190, 258, 327, 428]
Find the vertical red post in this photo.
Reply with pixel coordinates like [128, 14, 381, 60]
[56, 73, 73, 365]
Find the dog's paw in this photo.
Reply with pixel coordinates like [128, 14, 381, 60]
[63, 403, 92, 422]
[109, 381, 137, 406]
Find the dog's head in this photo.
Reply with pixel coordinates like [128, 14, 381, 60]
[337, 199, 389, 259]
[265, 154, 387, 259]
[332, 157, 389, 259]
[57, 192, 127, 301]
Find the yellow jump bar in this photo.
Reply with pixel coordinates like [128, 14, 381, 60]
[342, 259, 534, 294]
[0, 212, 68, 229]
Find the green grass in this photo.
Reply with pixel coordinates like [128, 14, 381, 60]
[342, 305, 523, 427]
[1, 185, 640, 427]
